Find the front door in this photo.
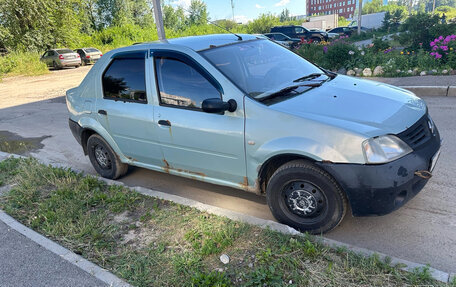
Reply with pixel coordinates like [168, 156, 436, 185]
[95, 51, 163, 166]
[151, 51, 246, 185]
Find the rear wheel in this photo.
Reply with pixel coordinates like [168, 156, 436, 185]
[266, 160, 347, 234]
[311, 37, 321, 43]
[87, 134, 128, 179]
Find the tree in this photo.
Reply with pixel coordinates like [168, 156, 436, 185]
[280, 8, 295, 22]
[163, 4, 186, 30]
[130, 0, 154, 27]
[362, 0, 383, 14]
[246, 13, 280, 34]
[0, 0, 82, 51]
[188, 0, 208, 26]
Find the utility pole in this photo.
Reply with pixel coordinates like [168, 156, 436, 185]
[152, 0, 166, 40]
[231, 0, 235, 22]
[357, 0, 362, 35]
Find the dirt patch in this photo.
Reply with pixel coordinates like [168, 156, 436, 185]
[0, 65, 91, 109]
[0, 131, 50, 155]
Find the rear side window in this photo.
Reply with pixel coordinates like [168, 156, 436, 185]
[102, 58, 147, 103]
[154, 57, 220, 109]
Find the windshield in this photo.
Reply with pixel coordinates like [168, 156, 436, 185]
[200, 39, 323, 97]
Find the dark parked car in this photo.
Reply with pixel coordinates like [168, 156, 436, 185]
[328, 27, 353, 37]
[263, 33, 301, 48]
[270, 25, 328, 42]
[74, 47, 103, 65]
[348, 26, 371, 33]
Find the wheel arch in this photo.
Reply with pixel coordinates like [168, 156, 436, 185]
[76, 117, 127, 163]
[257, 153, 316, 194]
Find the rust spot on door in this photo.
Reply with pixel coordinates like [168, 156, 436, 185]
[162, 159, 170, 173]
[239, 176, 249, 187]
[176, 168, 205, 177]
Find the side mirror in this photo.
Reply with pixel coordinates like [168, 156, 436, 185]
[202, 98, 237, 114]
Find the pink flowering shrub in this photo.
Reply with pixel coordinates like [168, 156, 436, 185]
[429, 35, 456, 61]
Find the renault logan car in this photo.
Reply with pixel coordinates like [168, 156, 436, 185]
[66, 34, 441, 234]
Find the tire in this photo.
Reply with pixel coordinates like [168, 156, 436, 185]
[87, 134, 128, 179]
[52, 61, 60, 70]
[311, 37, 321, 43]
[266, 160, 347, 234]
[75, 65, 80, 68]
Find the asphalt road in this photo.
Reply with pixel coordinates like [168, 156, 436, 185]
[0, 70, 455, 273]
[0, 221, 107, 287]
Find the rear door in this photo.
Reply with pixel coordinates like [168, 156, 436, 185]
[95, 51, 163, 166]
[151, 50, 246, 185]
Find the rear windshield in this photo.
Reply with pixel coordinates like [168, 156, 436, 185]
[56, 49, 73, 54]
[85, 48, 100, 53]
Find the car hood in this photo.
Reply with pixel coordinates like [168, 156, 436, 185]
[269, 75, 426, 137]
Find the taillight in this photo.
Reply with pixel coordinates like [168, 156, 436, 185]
[77, 54, 80, 58]
[100, 54, 103, 57]
[86, 55, 90, 58]
[58, 55, 64, 59]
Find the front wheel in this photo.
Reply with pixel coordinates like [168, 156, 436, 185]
[266, 160, 347, 234]
[52, 61, 60, 70]
[87, 134, 128, 179]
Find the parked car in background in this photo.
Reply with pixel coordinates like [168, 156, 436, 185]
[40, 49, 81, 69]
[263, 32, 301, 49]
[270, 25, 328, 42]
[74, 47, 103, 65]
[348, 26, 371, 33]
[308, 29, 339, 39]
[327, 26, 353, 37]
[67, 34, 441, 234]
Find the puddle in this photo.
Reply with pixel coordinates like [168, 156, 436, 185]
[0, 131, 50, 155]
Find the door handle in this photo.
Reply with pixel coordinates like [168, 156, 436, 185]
[158, 120, 171, 126]
[98, 109, 107, 115]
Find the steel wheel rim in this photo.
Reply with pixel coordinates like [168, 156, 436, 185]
[282, 180, 327, 220]
[94, 145, 111, 169]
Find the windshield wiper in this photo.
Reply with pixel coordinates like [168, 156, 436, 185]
[257, 82, 322, 102]
[293, 73, 326, 82]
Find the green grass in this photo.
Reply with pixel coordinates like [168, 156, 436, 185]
[0, 51, 49, 80]
[0, 158, 450, 287]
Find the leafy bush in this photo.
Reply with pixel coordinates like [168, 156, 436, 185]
[0, 51, 48, 79]
[297, 37, 358, 70]
[398, 13, 456, 51]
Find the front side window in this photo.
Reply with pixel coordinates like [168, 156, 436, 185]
[154, 57, 220, 109]
[102, 58, 147, 103]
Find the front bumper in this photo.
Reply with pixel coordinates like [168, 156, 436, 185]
[317, 122, 441, 217]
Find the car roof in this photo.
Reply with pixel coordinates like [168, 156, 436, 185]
[272, 25, 300, 28]
[134, 34, 260, 52]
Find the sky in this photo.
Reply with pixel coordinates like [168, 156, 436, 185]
[167, 0, 308, 24]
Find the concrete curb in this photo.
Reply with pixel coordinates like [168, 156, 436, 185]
[0, 210, 132, 287]
[400, 86, 456, 97]
[0, 151, 453, 283]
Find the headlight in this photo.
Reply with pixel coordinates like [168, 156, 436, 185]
[362, 135, 412, 164]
